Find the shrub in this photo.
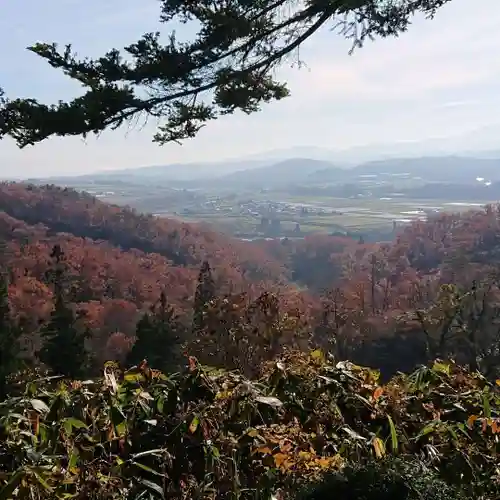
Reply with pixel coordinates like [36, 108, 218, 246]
[296, 457, 469, 500]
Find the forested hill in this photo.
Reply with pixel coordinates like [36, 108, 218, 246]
[1, 181, 500, 380]
[0, 182, 307, 370]
[0, 182, 288, 283]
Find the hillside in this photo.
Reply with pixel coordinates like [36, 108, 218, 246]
[1, 181, 500, 379]
[206, 158, 343, 188]
[0, 183, 288, 283]
[0, 182, 308, 368]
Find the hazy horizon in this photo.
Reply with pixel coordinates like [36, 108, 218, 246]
[1, 0, 500, 177]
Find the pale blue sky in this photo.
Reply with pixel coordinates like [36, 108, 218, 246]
[0, 0, 499, 176]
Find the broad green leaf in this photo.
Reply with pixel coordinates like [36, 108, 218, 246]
[189, 416, 200, 433]
[63, 419, 73, 436]
[156, 395, 165, 413]
[447, 426, 459, 444]
[415, 421, 439, 440]
[69, 448, 80, 469]
[116, 421, 127, 437]
[124, 372, 145, 383]
[65, 418, 87, 429]
[432, 361, 450, 376]
[110, 405, 126, 427]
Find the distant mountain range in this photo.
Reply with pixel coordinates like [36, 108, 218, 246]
[23, 122, 500, 187]
[205, 155, 500, 189]
[204, 158, 340, 188]
[311, 156, 500, 183]
[30, 154, 500, 193]
[20, 122, 500, 185]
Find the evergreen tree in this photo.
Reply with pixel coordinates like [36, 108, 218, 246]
[0, 274, 22, 397]
[127, 291, 182, 372]
[38, 245, 89, 379]
[192, 260, 216, 334]
[1, 1, 450, 148]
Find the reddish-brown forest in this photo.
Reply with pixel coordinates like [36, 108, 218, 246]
[0, 182, 500, 379]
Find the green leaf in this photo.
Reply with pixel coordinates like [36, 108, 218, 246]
[189, 416, 200, 433]
[387, 415, 398, 453]
[447, 426, 459, 444]
[124, 372, 145, 383]
[133, 461, 163, 477]
[456, 423, 471, 439]
[63, 417, 87, 436]
[415, 421, 439, 440]
[432, 361, 450, 376]
[33, 471, 52, 491]
[69, 448, 80, 469]
[156, 395, 165, 413]
[63, 419, 73, 436]
[310, 349, 323, 360]
[116, 421, 127, 437]
[110, 405, 126, 427]
[65, 417, 87, 429]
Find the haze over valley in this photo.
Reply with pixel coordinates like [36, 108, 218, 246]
[27, 138, 500, 242]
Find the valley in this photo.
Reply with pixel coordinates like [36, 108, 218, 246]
[33, 154, 499, 242]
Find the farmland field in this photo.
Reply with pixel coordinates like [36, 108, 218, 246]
[43, 178, 493, 238]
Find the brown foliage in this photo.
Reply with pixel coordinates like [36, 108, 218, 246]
[2, 183, 500, 380]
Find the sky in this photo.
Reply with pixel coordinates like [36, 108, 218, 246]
[0, 0, 499, 177]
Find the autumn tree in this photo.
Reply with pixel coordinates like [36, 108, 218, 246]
[127, 291, 183, 372]
[192, 260, 216, 334]
[1, 1, 452, 148]
[38, 245, 89, 379]
[0, 274, 22, 396]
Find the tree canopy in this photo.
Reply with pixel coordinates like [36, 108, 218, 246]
[0, 0, 451, 148]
